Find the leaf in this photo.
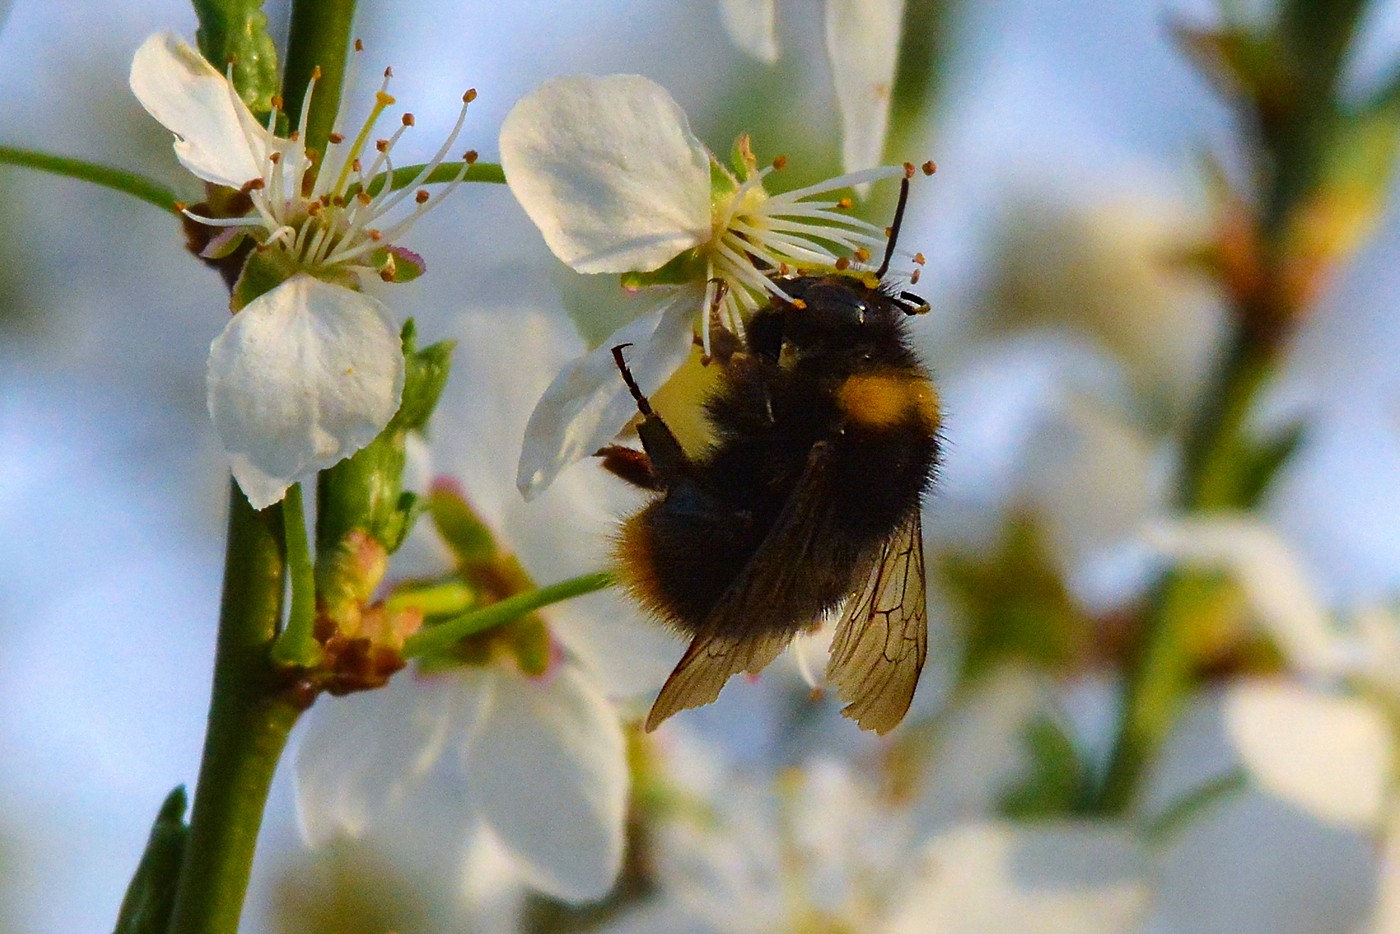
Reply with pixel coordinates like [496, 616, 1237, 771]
[940, 514, 1092, 681]
[113, 787, 189, 934]
[1233, 422, 1305, 506]
[997, 717, 1092, 819]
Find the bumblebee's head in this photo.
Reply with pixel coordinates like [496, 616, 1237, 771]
[746, 275, 909, 368]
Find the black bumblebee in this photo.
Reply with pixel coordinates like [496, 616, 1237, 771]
[600, 176, 940, 733]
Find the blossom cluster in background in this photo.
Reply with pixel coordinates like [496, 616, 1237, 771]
[2, 0, 1400, 933]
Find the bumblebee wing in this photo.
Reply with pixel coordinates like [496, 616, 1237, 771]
[643, 629, 793, 731]
[825, 508, 927, 734]
[644, 441, 841, 731]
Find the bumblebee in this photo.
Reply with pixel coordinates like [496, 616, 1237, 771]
[601, 178, 940, 733]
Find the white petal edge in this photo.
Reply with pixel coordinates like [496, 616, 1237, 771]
[439, 303, 684, 695]
[129, 32, 271, 188]
[463, 664, 628, 903]
[825, 0, 904, 176]
[516, 286, 702, 498]
[888, 822, 1151, 934]
[208, 275, 405, 509]
[500, 75, 712, 274]
[1142, 516, 1345, 676]
[1224, 680, 1389, 829]
[719, 0, 779, 63]
[292, 674, 460, 845]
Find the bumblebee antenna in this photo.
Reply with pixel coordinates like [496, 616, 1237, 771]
[876, 172, 912, 279]
[612, 343, 655, 417]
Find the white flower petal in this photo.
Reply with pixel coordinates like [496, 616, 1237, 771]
[439, 303, 684, 695]
[719, 0, 779, 63]
[500, 75, 712, 274]
[888, 822, 1151, 934]
[914, 666, 1048, 829]
[1143, 516, 1344, 676]
[129, 32, 271, 188]
[292, 674, 459, 845]
[1149, 780, 1378, 934]
[516, 286, 701, 498]
[463, 664, 628, 903]
[207, 275, 405, 509]
[1224, 681, 1389, 829]
[824, 0, 904, 175]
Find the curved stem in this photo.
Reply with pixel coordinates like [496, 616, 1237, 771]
[403, 571, 616, 658]
[271, 483, 323, 667]
[0, 146, 176, 211]
[352, 159, 506, 199]
[166, 485, 301, 934]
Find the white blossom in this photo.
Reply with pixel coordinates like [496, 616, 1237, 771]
[720, 0, 906, 175]
[130, 32, 472, 507]
[499, 73, 922, 496]
[294, 303, 679, 905]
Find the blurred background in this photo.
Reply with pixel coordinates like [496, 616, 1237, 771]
[3, 0, 1400, 931]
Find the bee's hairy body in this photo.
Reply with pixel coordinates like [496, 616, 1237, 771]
[615, 274, 941, 640]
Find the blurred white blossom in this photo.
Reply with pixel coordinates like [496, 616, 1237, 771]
[498, 73, 921, 496]
[719, 0, 906, 174]
[295, 660, 629, 904]
[130, 32, 472, 507]
[887, 821, 1152, 934]
[1142, 518, 1394, 834]
[294, 302, 681, 905]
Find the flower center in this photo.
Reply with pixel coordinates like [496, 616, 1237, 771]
[184, 47, 475, 285]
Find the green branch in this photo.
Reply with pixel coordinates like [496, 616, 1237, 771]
[403, 571, 616, 658]
[351, 160, 506, 199]
[165, 485, 301, 934]
[0, 146, 176, 211]
[271, 483, 323, 667]
[282, 0, 357, 156]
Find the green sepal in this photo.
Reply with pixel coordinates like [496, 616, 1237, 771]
[229, 248, 301, 312]
[198, 228, 250, 261]
[373, 245, 427, 284]
[710, 154, 739, 202]
[390, 326, 455, 432]
[191, 0, 280, 114]
[1232, 422, 1306, 507]
[316, 321, 455, 563]
[997, 716, 1092, 819]
[941, 514, 1090, 683]
[620, 248, 707, 291]
[1171, 22, 1287, 110]
[113, 786, 189, 934]
[428, 482, 499, 567]
[728, 133, 759, 182]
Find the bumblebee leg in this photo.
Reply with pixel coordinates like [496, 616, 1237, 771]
[611, 343, 693, 486]
[595, 444, 662, 490]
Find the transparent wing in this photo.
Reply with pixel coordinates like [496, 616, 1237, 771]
[643, 442, 839, 731]
[644, 629, 793, 732]
[825, 508, 927, 734]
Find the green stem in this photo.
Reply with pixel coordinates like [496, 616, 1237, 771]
[271, 483, 323, 667]
[403, 571, 616, 658]
[282, 0, 357, 156]
[1089, 0, 1375, 817]
[0, 146, 176, 211]
[166, 485, 302, 934]
[352, 160, 506, 199]
[1094, 328, 1276, 815]
[386, 579, 476, 617]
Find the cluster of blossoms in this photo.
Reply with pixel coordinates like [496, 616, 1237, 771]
[498, 73, 928, 496]
[130, 33, 474, 507]
[127, 26, 934, 911]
